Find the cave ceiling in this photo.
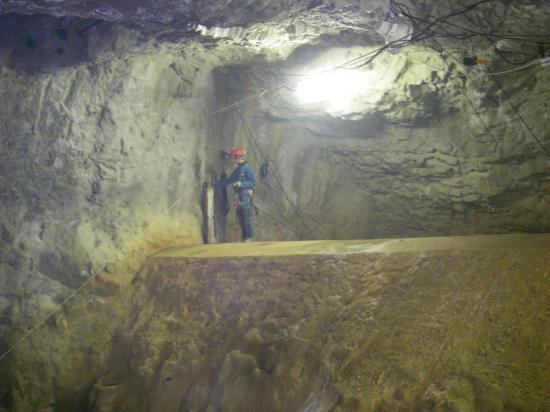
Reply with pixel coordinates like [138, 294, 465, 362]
[0, 0, 384, 31]
[2, 1, 550, 76]
[1, 0, 549, 48]
[2, 1, 550, 101]
[2, 1, 550, 132]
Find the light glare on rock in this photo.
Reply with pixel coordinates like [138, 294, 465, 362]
[295, 68, 376, 112]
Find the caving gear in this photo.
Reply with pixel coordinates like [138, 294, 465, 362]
[234, 188, 254, 207]
[219, 161, 257, 241]
[230, 147, 246, 157]
[219, 162, 256, 210]
[260, 162, 269, 179]
[219, 172, 230, 217]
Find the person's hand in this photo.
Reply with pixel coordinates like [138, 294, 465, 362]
[233, 181, 242, 188]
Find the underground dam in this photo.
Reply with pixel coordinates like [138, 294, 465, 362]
[0, 0, 549, 411]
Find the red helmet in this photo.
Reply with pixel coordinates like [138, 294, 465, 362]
[230, 147, 246, 157]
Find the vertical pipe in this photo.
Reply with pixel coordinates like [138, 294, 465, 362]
[206, 181, 216, 243]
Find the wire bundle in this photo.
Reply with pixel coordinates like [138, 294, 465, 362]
[389, 0, 550, 66]
[308, 0, 550, 73]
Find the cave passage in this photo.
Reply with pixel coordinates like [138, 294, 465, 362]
[0, 1, 549, 411]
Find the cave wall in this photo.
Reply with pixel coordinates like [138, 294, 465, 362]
[81, 236, 550, 412]
[0, 3, 549, 409]
[0, 19, 224, 371]
[213, 46, 550, 241]
[0, 14, 305, 409]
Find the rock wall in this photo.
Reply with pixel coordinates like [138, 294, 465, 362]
[213, 46, 550, 241]
[0, 21, 225, 399]
[0, 14, 326, 409]
[15, 235, 547, 411]
[1, 4, 550, 409]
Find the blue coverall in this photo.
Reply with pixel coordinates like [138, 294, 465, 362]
[219, 162, 257, 241]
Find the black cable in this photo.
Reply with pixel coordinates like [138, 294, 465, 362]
[236, 104, 335, 237]
[439, 20, 550, 45]
[491, 75, 550, 159]
[235, 104, 337, 238]
[438, 42, 550, 159]
[258, 179, 321, 237]
[342, 0, 498, 70]
[274, 1, 447, 77]
[254, 205, 304, 238]
[435, 43, 500, 147]
[413, 10, 550, 44]
[393, 0, 548, 65]
[270, 1, 502, 78]
[271, 0, 550, 80]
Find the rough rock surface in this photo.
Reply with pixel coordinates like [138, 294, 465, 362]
[0, 41, 205, 329]
[0, 19, 261, 383]
[6, 235, 550, 411]
[212, 45, 550, 241]
[1, 0, 550, 410]
[0, 0, 384, 29]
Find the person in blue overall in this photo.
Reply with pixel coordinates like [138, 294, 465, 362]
[219, 147, 257, 242]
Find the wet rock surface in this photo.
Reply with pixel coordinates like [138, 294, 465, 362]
[0, 1, 549, 410]
[7, 236, 550, 411]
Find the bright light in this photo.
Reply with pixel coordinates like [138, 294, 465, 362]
[295, 69, 375, 112]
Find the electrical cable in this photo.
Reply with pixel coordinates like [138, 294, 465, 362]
[490, 75, 550, 159]
[234, 103, 337, 238]
[279, 0, 506, 77]
[208, 88, 272, 117]
[478, 57, 549, 76]
[416, 12, 550, 45]
[391, 0, 548, 66]
[437, 42, 550, 159]
[0, 186, 196, 363]
[254, 205, 304, 238]
[236, 104, 334, 237]
[257, 1, 501, 82]
[434, 42, 500, 147]
[273, 7, 443, 77]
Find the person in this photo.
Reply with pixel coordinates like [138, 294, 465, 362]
[219, 147, 257, 242]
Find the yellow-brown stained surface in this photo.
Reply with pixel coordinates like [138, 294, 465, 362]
[156, 234, 550, 257]
[98, 235, 550, 412]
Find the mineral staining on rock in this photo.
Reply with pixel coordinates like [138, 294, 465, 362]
[1, 0, 550, 410]
[12, 235, 550, 411]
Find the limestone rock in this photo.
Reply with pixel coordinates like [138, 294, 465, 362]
[10, 236, 547, 411]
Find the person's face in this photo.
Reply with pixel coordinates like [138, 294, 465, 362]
[232, 155, 244, 165]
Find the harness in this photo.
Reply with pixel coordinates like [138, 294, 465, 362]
[230, 163, 255, 208]
[234, 188, 254, 207]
